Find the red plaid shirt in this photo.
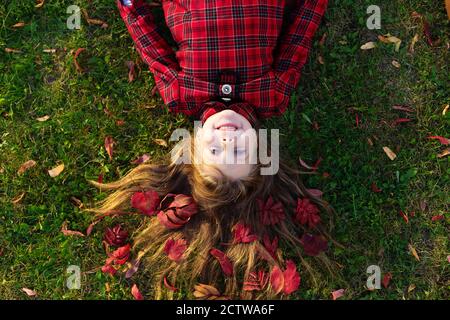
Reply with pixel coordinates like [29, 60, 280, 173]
[117, 0, 328, 119]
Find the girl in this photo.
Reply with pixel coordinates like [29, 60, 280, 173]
[83, 0, 338, 299]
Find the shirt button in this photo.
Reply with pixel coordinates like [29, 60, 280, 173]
[221, 84, 232, 95]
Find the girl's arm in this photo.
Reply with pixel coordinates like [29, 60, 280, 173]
[117, 0, 180, 107]
[272, 0, 328, 95]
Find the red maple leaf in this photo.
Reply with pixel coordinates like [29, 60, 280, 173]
[131, 190, 160, 216]
[269, 260, 301, 295]
[295, 198, 321, 228]
[257, 196, 285, 226]
[164, 238, 187, 262]
[262, 234, 278, 260]
[233, 223, 258, 244]
[210, 248, 233, 277]
[300, 233, 328, 256]
[243, 270, 269, 291]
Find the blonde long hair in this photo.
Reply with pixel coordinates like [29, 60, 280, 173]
[84, 134, 339, 299]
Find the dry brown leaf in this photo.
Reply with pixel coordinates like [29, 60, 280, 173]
[442, 104, 449, 116]
[437, 148, 450, 158]
[5, 48, 22, 53]
[69, 196, 83, 208]
[408, 244, 420, 261]
[36, 115, 50, 122]
[383, 147, 397, 160]
[48, 163, 64, 177]
[391, 60, 401, 68]
[18, 160, 36, 175]
[409, 34, 419, 53]
[73, 48, 86, 73]
[61, 221, 85, 237]
[126, 61, 136, 82]
[318, 55, 325, 65]
[12, 22, 26, 28]
[35, 0, 45, 8]
[367, 138, 374, 146]
[105, 136, 115, 160]
[378, 34, 402, 52]
[12, 192, 26, 204]
[22, 288, 37, 297]
[407, 284, 416, 293]
[360, 42, 376, 50]
[193, 284, 221, 299]
[154, 139, 168, 147]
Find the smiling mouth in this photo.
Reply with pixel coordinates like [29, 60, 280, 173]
[216, 122, 239, 131]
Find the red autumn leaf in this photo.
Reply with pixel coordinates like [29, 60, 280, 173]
[431, 215, 444, 222]
[392, 118, 412, 126]
[233, 223, 258, 244]
[300, 233, 328, 256]
[131, 284, 144, 300]
[392, 105, 414, 113]
[157, 194, 198, 229]
[299, 158, 314, 170]
[382, 272, 392, 288]
[427, 136, 449, 145]
[131, 190, 160, 216]
[164, 238, 187, 262]
[210, 248, 233, 277]
[73, 48, 86, 73]
[97, 173, 103, 184]
[399, 210, 409, 224]
[116, 119, 125, 126]
[295, 198, 321, 229]
[101, 264, 118, 276]
[163, 277, 178, 292]
[331, 289, 345, 300]
[422, 18, 434, 46]
[131, 154, 150, 164]
[307, 189, 323, 198]
[270, 260, 300, 295]
[86, 219, 100, 236]
[282, 260, 301, 295]
[104, 136, 114, 160]
[104, 224, 128, 247]
[243, 270, 269, 292]
[371, 182, 382, 193]
[61, 221, 85, 237]
[107, 244, 131, 265]
[355, 113, 360, 127]
[125, 60, 136, 83]
[269, 265, 284, 295]
[262, 234, 278, 260]
[257, 196, 285, 226]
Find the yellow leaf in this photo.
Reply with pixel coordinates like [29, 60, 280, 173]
[36, 115, 50, 121]
[391, 60, 401, 68]
[442, 104, 449, 116]
[383, 147, 397, 160]
[35, 0, 45, 8]
[48, 163, 65, 177]
[12, 192, 26, 204]
[407, 284, 416, 293]
[12, 22, 26, 28]
[409, 34, 419, 53]
[360, 42, 376, 50]
[437, 148, 450, 158]
[154, 139, 168, 147]
[408, 244, 420, 261]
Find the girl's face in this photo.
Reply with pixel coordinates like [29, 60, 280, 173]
[194, 109, 258, 180]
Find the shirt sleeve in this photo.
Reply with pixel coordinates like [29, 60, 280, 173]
[117, 0, 180, 108]
[272, 0, 328, 96]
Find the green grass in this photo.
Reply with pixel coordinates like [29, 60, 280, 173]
[0, 0, 448, 300]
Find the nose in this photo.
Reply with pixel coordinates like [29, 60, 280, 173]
[221, 135, 236, 145]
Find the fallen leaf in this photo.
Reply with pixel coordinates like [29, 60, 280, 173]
[233, 223, 258, 244]
[12, 192, 26, 204]
[104, 136, 114, 160]
[126, 61, 136, 82]
[12, 22, 26, 28]
[407, 284, 416, 293]
[431, 215, 444, 222]
[392, 118, 412, 126]
[22, 288, 37, 297]
[399, 210, 409, 224]
[427, 136, 449, 145]
[408, 244, 420, 261]
[391, 60, 401, 68]
[17, 160, 36, 175]
[163, 277, 178, 292]
[125, 259, 141, 278]
[319, 33, 327, 46]
[131, 284, 144, 300]
[437, 148, 450, 158]
[61, 221, 85, 237]
[193, 284, 221, 299]
[131, 154, 150, 164]
[383, 146, 397, 160]
[48, 163, 64, 177]
[409, 34, 420, 53]
[153, 139, 168, 147]
[318, 55, 325, 65]
[307, 189, 323, 198]
[35, 0, 45, 8]
[43, 49, 56, 54]
[392, 105, 414, 113]
[442, 104, 449, 116]
[422, 18, 434, 46]
[371, 182, 382, 193]
[360, 41, 376, 50]
[73, 48, 86, 73]
[210, 248, 233, 277]
[331, 289, 345, 300]
[378, 34, 402, 52]
[36, 115, 50, 121]
[131, 190, 160, 216]
[5, 48, 22, 53]
[382, 272, 392, 288]
[164, 238, 187, 263]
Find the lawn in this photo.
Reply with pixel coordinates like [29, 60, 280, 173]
[0, 0, 448, 300]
